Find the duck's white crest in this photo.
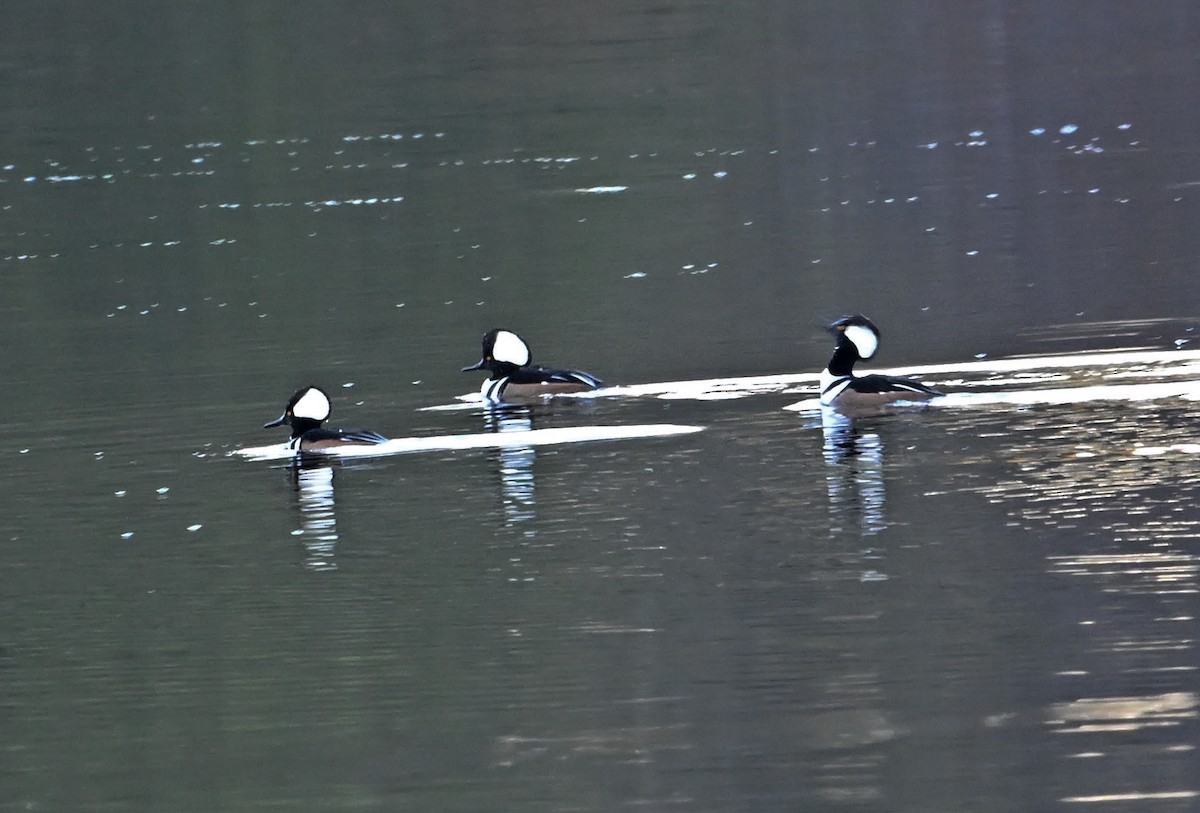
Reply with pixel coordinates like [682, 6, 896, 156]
[492, 330, 531, 366]
[292, 388, 331, 421]
[845, 324, 878, 359]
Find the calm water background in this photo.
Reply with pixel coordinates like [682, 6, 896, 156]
[4, 3, 1200, 810]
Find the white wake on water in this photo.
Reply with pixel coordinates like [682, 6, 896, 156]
[233, 424, 705, 462]
[428, 348, 1200, 411]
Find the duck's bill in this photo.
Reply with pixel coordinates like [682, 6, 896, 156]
[263, 414, 287, 429]
[461, 359, 486, 372]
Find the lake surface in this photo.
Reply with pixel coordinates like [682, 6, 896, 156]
[4, 3, 1200, 811]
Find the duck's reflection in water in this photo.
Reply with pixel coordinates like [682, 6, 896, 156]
[821, 408, 886, 537]
[483, 406, 537, 530]
[289, 457, 340, 571]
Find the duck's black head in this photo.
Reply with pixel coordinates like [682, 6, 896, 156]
[263, 385, 331, 439]
[828, 315, 880, 358]
[825, 315, 880, 376]
[462, 328, 532, 378]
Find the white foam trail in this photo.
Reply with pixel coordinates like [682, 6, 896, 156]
[875, 347, 1200, 377]
[782, 398, 825, 412]
[420, 396, 487, 412]
[421, 374, 813, 411]
[933, 380, 1200, 406]
[234, 424, 704, 462]
[784, 380, 1200, 412]
[620, 347, 1200, 399]
[427, 348, 1200, 409]
[1133, 443, 1200, 457]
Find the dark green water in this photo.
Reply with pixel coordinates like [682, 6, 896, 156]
[3, 3, 1200, 811]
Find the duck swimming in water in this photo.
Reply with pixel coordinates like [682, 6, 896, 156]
[462, 328, 604, 403]
[819, 315, 942, 409]
[263, 386, 388, 452]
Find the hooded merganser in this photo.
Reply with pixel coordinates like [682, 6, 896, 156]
[263, 386, 388, 452]
[819, 315, 942, 409]
[462, 328, 604, 403]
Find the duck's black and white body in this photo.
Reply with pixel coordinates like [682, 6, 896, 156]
[819, 315, 942, 409]
[462, 328, 603, 403]
[263, 386, 388, 452]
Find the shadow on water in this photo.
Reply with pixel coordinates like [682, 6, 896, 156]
[472, 400, 615, 531]
[481, 406, 538, 530]
[821, 409, 887, 540]
[287, 458, 342, 572]
[279, 401, 562, 570]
